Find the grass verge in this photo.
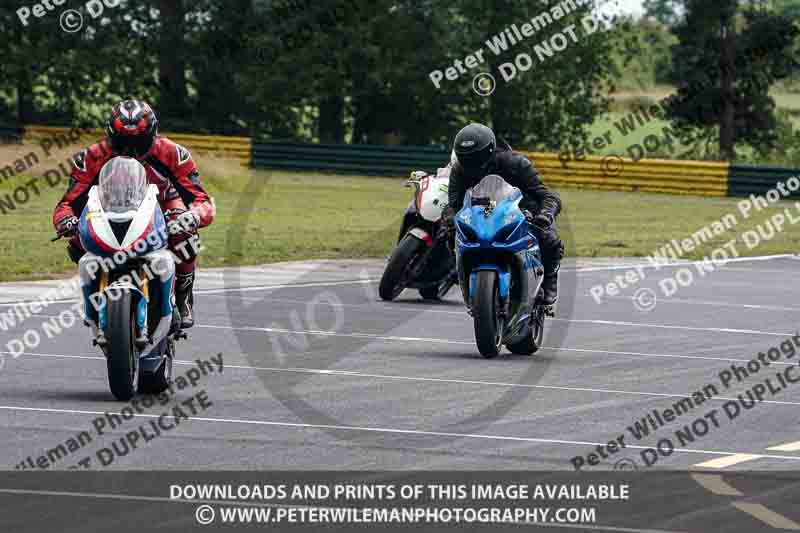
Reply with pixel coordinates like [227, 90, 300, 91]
[0, 153, 797, 282]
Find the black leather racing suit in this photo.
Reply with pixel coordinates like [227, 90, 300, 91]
[448, 145, 564, 280]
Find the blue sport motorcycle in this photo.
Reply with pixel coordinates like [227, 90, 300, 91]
[455, 175, 547, 358]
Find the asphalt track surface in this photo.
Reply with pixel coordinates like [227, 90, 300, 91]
[1, 255, 799, 474]
[4, 256, 800, 532]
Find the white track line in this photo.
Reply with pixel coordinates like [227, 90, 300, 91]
[0, 279, 377, 308]
[567, 254, 795, 273]
[766, 441, 800, 452]
[5, 351, 800, 408]
[603, 295, 800, 313]
[693, 454, 763, 469]
[692, 474, 800, 530]
[196, 279, 376, 295]
[206, 292, 800, 318]
[1, 404, 799, 465]
[9, 342, 794, 368]
[196, 323, 475, 345]
[690, 474, 743, 496]
[548, 319, 792, 337]
[542, 346, 797, 366]
[18, 309, 798, 340]
[731, 503, 800, 531]
[195, 320, 793, 343]
[1, 253, 793, 308]
[206, 363, 800, 407]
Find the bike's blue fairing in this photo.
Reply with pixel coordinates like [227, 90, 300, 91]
[455, 178, 544, 345]
[456, 187, 543, 292]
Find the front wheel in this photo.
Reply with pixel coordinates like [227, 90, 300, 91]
[472, 270, 504, 358]
[105, 288, 138, 401]
[379, 235, 425, 301]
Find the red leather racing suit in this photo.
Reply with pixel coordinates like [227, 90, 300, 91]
[52, 136, 215, 273]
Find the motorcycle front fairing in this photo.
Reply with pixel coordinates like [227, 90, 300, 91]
[397, 171, 455, 287]
[78, 183, 175, 357]
[455, 175, 544, 343]
[398, 170, 450, 244]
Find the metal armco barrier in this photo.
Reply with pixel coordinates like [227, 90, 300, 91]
[0, 125, 23, 142]
[728, 164, 800, 197]
[20, 125, 251, 167]
[6, 129, 797, 197]
[252, 141, 450, 175]
[525, 152, 730, 197]
[251, 142, 797, 198]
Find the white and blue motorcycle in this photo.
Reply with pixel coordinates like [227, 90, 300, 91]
[455, 175, 547, 358]
[58, 157, 183, 400]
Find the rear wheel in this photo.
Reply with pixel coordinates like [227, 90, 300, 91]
[507, 306, 545, 355]
[419, 277, 454, 300]
[138, 340, 174, 394]
[105, 289, 138, 401]
[473, 270, 503, 358]
[379, 235, 425, 301]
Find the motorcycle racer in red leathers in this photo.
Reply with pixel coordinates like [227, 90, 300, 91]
[52, 100, 215, 329]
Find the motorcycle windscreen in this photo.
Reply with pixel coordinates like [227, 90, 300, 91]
[468, 174, 521, 204]
[97, 157, 148, 217]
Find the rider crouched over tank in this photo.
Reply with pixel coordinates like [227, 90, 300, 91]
[52, 100, 215, 329]
[441, 123, 564, 307]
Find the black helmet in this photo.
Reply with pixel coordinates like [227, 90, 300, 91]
[106, 100, 158, 158]
[453, 123, 496, 175]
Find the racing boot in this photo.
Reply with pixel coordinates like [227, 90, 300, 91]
[175, 271, 195, 329]
[540, 264, 560, 307]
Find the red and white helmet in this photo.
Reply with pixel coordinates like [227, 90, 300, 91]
[106, 100, 159, 159]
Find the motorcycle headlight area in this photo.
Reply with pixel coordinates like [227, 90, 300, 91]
[456, 220, 478, 242]
[496, 213, 523, 242]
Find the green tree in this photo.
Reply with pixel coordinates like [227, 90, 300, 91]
[665, 0, 799, 159]
[770, 0, 800, 17]
[445, 0, 627, 151]
[643, 0, 682, 26]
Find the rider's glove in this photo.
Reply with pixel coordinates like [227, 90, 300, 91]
[56, 215, 79, 237]
[439, 206, 456, 240]
[531, 212, 554, 230]
[168, 210, 200, 235]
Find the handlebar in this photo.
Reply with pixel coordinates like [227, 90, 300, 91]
[405, 170, 431, 187]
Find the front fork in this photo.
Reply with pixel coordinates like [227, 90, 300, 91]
[79, 252, 175, 350]
[85, 268, 150, 350]
[463, 267, 511, 318]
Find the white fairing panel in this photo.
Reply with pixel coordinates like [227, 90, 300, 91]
[84, 184, 160, 250]
[120, 185, 160, 249]
[418, 175, 450, 222]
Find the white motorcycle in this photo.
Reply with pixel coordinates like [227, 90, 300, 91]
[379, 168, 457, 301]
[61, 157, 183, 401]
